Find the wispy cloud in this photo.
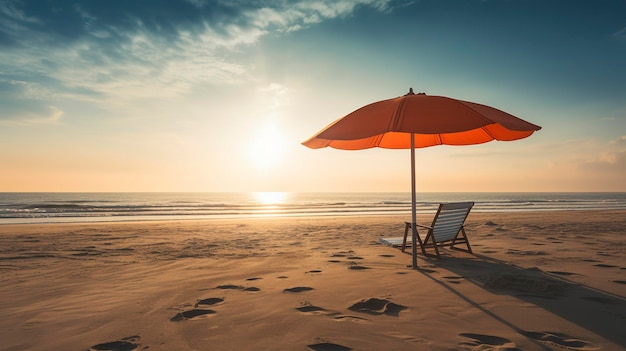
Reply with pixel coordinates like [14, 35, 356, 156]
[613, 27, 626, 40]
[0, 105, 63, 126]
[578, 136, 626, 172]
[0, 0, 400, 118]
[582, 150, 626, 172]
[611, 135, 626, 145]
[258, 83, 290, 108]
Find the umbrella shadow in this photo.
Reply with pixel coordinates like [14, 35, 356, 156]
[414, 253, 626, 349]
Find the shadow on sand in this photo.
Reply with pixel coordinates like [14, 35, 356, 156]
[411, 252, 625, 349]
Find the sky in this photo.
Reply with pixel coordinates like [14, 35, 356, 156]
[0, 0, 625, 193]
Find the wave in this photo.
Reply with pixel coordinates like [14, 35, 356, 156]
[1, 192, 625, 224]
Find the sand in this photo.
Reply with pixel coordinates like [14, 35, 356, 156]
[0, 210, 625, 351]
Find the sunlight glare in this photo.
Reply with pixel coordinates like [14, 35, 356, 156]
[248, 125, 287, 171]
[253, 191, 288, 205]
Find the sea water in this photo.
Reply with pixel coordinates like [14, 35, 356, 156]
[0, 192, 625, 224]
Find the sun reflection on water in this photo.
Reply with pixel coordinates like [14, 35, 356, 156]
[252, 192, 289, 206]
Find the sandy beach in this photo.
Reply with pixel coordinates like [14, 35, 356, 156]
[1, 210, 624, 351]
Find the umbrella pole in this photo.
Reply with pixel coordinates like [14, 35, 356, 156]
[410, 133, 418, 269]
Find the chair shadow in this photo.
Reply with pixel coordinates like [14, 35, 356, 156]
[411, 251, 626, 349]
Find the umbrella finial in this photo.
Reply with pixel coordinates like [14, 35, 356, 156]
[406, 87, 415, 96]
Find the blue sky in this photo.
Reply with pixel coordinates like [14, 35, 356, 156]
[1, 0, 624, 192]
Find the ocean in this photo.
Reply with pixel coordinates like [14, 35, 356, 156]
[1, 192, 625, 224]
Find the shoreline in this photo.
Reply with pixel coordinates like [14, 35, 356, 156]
[1, 210, 625, 350]
[2, 207, 626, 226]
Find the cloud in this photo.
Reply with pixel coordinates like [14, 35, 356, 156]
[591, 150, 626, 170]
[0, 79, 64, 124]
[0, 104, 63, 126]
[613, 27, 626, 40]
[611, 135, 626, 145]
[258, 83, 290, 108]
[579, 137, 626, 172]
[0, 0, 400, 113]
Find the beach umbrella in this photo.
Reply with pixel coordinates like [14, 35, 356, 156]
[302, 88, 541, 269]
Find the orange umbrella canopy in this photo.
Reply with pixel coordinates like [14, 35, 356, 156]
[302, 89, 541, 150]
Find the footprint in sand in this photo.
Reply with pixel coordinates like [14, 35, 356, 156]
[195, 297, 224, 307]
[88, 335, 142, 351]
[296, 302, 368, 322]
[297, 304, 328, 314]
[522, 331, 598, 350]
[593, 263, 617, 268]
[348, 265, 370, 270]
[170, 308, 216, 322]
[443, 276, 464, 284]
[306, 270, 323, 274]
[296, 305, 327, 314]
[332, 250, 355, 257]
[348, 298, 407, 317]
[284, 286, 314, 293]
[170, 297, 225, 322]
[217, 284, 244, 290]
[307, 342, 352, 351]
[458, 333, 519, 350]
[379, 254, 395, 258]
[216, 284, 260, 292]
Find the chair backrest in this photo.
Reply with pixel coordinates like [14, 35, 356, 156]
[430, 202, 474, 242]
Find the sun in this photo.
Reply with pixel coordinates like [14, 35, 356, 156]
[248, 125, 287, 171]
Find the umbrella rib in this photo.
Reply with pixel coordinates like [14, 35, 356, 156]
[453, 99, 501, 126]
[453, 99, 539, 136]
[479, 125, 497, 141]
[446, 100, 501, 141]
[391, 96, 409, 131]
[373, 133, 386, 147]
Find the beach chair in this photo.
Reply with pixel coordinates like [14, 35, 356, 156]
[380, 202, 474, 259]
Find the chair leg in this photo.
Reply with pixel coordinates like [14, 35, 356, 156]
[461, 227, 473, 253]
[423, 232, 441, 258]
[417, 229, 426, 255]
[401, 222, 410, 252]
[450, 227, 473, 254]
[432, 238, 441, 258]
